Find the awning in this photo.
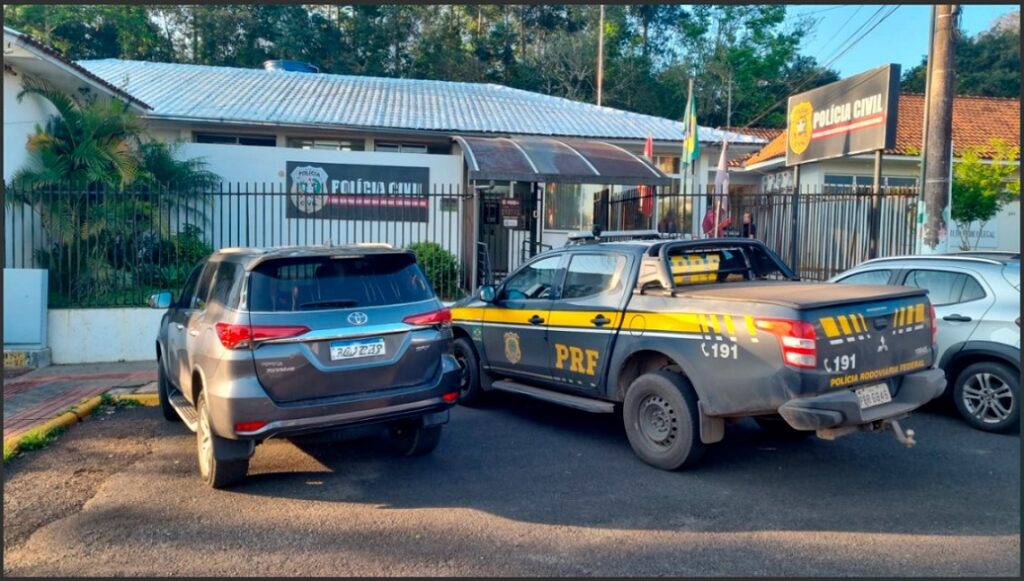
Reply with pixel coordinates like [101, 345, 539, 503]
[453, 136, 672, 186]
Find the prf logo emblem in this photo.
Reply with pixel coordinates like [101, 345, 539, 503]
[503, 331, 522, 364]
[788, 101, 813, 155]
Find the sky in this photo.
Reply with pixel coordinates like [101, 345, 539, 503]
[789, 4, 1019, 78]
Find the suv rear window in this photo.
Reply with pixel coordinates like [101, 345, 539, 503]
[248, 254, 434, 312]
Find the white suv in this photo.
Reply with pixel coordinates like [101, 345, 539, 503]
[832, 253, 1020, 433]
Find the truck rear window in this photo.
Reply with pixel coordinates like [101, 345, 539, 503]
[667, 244, 791, 286]
[248, 254, 434, 312]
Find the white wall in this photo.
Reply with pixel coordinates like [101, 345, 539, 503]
[3, 67, 56, 182]
[48, 308, 163, 364]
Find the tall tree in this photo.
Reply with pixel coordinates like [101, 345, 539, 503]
[902, 10, 1020, 97]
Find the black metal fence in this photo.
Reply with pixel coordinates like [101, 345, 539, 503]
[4, 182, 921, 308]
[607, 186, 920, 281]
[3, 183, 474, 307]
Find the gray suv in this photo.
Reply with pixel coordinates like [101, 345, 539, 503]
[149, 245, 461, 488]
[832, 252, 1020, 432]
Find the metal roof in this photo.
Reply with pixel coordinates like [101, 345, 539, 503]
[3, 27, 151, 109]
[454, 136, 671, 185]
[77, 59, 767, 144]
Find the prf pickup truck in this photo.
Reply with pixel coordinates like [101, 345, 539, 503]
[451, 234, 946, 470]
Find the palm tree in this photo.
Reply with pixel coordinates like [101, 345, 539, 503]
[8, 83, 220, 305]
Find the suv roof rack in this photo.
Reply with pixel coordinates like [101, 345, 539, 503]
[859, 254, 1010, 266]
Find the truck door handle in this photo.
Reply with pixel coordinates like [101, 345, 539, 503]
[175, 324, 184, 331]
[528, 314, 545, 325]
[188, 328, 199, 337]
[943, 314, 972, 322]
[591, 315, 611, 327]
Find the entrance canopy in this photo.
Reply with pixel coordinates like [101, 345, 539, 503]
[454, 136, 672, 186]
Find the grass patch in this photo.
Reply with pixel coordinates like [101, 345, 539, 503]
[93, 393, 140, 416]
[5, 425, 69, 462]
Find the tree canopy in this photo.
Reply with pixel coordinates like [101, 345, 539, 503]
[902, 10, 1020, 98]
[4, 3, 847, 128]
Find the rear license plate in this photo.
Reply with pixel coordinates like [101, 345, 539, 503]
[856, 383, 892, 409]
[330, 338, 386, 361]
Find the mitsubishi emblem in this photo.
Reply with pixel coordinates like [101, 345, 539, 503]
[877, 336, 889, 352]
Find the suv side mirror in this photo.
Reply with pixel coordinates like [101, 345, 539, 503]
[148, 291, 173, 309]
[477, 285, 496, 303]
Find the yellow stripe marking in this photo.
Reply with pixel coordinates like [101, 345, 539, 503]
[837, 315, 853, 336]
[850, 314, 863, 333]
[724, 315, 736, 337]
[859, 314, 868, 333]
[821, 317, 841, 338]
[745, 315, 757, 337]
[707, 314, 720, 335]
[915, 304, 925, 324]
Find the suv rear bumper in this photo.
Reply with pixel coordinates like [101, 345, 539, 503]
[777, 369, 946, 431]
[207, 355, 461, 440]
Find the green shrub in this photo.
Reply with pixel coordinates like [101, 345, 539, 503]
[407, 242, 464, 301]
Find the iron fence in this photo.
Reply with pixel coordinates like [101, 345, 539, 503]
[4, 182, 921, 308]
[4, 183, 474, 307]
[608, 186, 920, 281]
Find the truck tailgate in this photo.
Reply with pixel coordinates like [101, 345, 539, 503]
[807, 291, 934, 391]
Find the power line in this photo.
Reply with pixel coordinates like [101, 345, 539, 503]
[737, 5, 901, 130]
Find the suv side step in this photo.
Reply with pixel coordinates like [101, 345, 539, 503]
[491, 380, 615, 413]
[168, 389, 200, 432]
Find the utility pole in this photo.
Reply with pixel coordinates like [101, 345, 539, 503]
[726, 74, 732, 130]
[917, 5, 959, 254]
[597, 5, 605, 107]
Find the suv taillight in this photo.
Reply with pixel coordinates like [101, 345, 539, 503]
[215, 323, 310, 349]
[755, 318, 817, 369]
[403, 308, 452, 327]
[928, 304, 938, 345]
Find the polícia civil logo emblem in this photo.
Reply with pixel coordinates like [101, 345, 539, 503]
[788, 101, 813, 155]
[503, 331, 522, 364]
[289, 165, 328, 214]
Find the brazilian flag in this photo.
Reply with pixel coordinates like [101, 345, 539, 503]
[682, 89, 699, 168]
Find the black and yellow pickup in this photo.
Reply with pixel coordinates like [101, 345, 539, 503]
[450, 236, 946, 470]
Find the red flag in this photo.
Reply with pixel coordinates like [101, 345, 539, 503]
[639, 134, 654, 217]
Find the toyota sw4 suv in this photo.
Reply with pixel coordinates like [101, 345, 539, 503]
[149, 245, 461, 488]
[832, 252, 1020, 432]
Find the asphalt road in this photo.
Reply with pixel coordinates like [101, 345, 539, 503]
[4, 394, 1019, 576]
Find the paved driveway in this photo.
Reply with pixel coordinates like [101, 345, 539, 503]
[4, 395, 1019, 576]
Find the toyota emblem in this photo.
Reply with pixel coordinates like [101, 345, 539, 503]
[347, 312, 368, 326]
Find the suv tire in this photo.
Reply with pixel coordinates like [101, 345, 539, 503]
[623, 371, 706, 470]
[388, 421, 443, 456]
[453, 337, 486, 406]
[157, 356, 180, 423]
[953, 361, 1019, 433]
[196, 392, 249, 488]
[754, 415, 813, 439]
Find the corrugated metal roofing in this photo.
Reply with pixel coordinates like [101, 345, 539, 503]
[78, 59, 766, 144]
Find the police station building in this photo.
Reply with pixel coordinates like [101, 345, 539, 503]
[4, 26, 771, 279]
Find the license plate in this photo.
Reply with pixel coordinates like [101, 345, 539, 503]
[856, 383, 892, 410]
[330, 338, 386, 361]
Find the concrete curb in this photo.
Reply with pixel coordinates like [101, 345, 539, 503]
[3, 392, 159, 460]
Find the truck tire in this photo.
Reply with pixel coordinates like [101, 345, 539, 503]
[953, 361, 1019, 433]
[157, 356, 180, 423]
[754, 415, 814, 439]
[388, 421, 443, 456]
[453, 337, 486, 406]
[196, 392, 249, 489]
[623, 371, 706, 470]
